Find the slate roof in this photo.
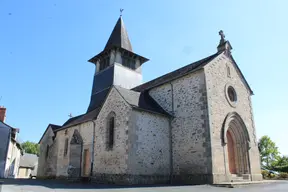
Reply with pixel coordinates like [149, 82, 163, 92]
[104, 16, 132, 52]
[114, 86, 171, 116]
[59, 85, 170, 130]
[38, 124, 61, 144]
[133, 52, 220, 92]
[19, 153, 38, 168]
[59, 88, 111, 130]
[87, 88, 110, 113]
[60, 107, 101, 129]
[50, 124, 61, 131]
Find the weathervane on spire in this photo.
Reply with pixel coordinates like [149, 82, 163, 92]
[120, 8, 124, 17]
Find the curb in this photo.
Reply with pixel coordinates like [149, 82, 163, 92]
[213, 180, 280, 188]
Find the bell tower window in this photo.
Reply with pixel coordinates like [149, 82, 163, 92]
[100, 56, 110, 71]
[122, 56, 135, 69]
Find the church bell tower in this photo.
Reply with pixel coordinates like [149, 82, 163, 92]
[87, 16, 149, 112]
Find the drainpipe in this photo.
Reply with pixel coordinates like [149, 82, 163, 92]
[169, 82, 174, 184]
[90, 120, 96, 178]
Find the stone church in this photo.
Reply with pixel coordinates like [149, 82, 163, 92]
[37, 16, 262, 184]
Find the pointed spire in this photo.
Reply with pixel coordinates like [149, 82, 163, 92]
[104, 16, 133, 52]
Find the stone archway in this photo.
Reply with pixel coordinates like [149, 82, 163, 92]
[222, 112, 251, 176]
[68, 129, 83, 179]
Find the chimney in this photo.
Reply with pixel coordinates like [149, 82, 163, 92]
[0, 106, 6, 122]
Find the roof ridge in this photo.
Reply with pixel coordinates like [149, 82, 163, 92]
[132, 52, 220, 91]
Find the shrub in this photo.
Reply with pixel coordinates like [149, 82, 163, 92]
[269, 173, 276, 178]
[279, 172, 288, 179]
[261, 170, 269, 179]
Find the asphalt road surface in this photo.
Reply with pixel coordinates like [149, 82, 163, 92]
[1, 179, 288, 192]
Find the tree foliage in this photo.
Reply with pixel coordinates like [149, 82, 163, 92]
[21, 141, 40, 156]
[258, 135, 280, 168]
[275, 156, 288, 167]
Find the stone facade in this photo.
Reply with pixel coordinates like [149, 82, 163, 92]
[38, 87, 133, 181]
[91, 87, 131, 180]
[38, 126, 57, 178]
[204, 53, 262, 183]
[149, 70, 213, 184]
[127, 110, 170, 184]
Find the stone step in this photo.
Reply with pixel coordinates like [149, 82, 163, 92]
[231, 175, 250, 183]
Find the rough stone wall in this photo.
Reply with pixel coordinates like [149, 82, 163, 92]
[204, 53, 261, 183]
[92, 87, 131, 176]
[149, 70, 212, 184]
[55, 121, 94, 178]
[44, 87, 131, 181]
[128, 110, 170, 177]
[37, 127, 57, 178]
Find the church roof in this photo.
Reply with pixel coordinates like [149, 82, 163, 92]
[38, 124, 61, 144]
[50, 124, 61, 131]
[57, 85, 170, 131]
[61, 107, 101, 129]
[104, 16, 132, 52]
[133, 52, 220, 92]
[114, 86, 171, 116]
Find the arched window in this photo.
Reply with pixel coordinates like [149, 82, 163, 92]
[64, 138, 69, 157]
[227, 65, 231, 77]
[45, 145, 49, 160]
[107, 112, 116, 150]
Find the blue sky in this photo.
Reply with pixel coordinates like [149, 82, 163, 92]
[1, 1, 287, 155]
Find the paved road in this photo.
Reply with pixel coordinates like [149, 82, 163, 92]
[1, 179, 288, 192]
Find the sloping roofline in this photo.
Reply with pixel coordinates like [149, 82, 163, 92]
[38, 124, 61, 144]
[132, 52, 220, 92]
[133, 51, 253, 95]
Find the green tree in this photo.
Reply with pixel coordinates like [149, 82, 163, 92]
[21, 141, 40, 156]
[258, 136, 280, 168]
[274, 155, 288, 167]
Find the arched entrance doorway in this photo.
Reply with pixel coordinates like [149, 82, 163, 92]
[222, 112, 251, 176]
[227, 130, 236, 174]
[68, 129, 83, 179]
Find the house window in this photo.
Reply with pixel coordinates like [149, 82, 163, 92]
[64, 138, 68, 157]
[45, 145, 49, 160]
[107, 113, 115, 150]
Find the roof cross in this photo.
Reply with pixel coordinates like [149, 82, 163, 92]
[219, 30, 225, 41]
